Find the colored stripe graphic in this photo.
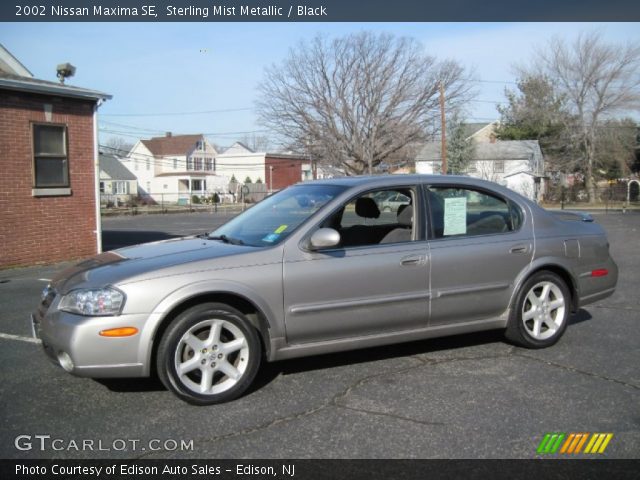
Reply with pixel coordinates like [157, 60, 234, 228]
[539, 433, 613, 454]
[561, 433, 589, 454]
[584, 433, 614, 454]
[537, 433, 565, 454]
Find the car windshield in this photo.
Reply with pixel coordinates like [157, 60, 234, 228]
[209, 184, 347, 247]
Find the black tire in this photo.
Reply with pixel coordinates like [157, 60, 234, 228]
[505, 271, 571, 349]
[157, 303, 261, 405]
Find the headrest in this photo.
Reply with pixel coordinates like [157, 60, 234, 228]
[397, 205, 413, 227]
[355, 197, 380, 219]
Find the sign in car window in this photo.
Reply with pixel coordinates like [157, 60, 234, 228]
[443, 197, 467, 236]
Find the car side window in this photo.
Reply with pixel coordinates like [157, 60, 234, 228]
[322, 188, 416, 247]
[427, 186, 518, 239]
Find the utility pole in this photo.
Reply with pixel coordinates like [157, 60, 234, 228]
[439, 82, 447, 175]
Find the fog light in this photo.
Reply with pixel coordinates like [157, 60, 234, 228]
[57, 352, 74, 372]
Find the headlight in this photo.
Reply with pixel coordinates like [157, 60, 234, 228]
[59, 287, 125, 316]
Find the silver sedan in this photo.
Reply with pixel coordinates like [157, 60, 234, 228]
[32, 175, 618, 404]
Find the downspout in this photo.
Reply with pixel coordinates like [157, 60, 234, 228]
[93, 100, 102, 254]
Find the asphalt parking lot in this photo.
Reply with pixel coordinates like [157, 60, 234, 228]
[0, 211, 638, 459]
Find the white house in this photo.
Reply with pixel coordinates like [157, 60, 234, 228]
[217, 142, 311, 193]
[122, 133, 227, 203]
[99, 153, 137, 204]
[415, 122, 546, 201]
[216, 142, 266, 185]
[416, 140, 545, 201]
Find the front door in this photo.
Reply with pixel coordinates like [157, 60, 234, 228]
[282, 186, 430, 344]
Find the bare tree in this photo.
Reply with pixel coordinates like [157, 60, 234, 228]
[526, 32, 640, 201]
[103, 136, 134, 156]
[238, 133, 271, 152]
[475, 161, 501, 183]
[257, 32, 474, 175]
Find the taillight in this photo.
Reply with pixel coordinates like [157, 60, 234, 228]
[591, 269, 608, 277]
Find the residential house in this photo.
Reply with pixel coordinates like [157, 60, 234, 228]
[99, 153, 138, 205]
[0, 44, 111, 267]
[415, 121, 546, 201]
[122, 133, 224, 203]
[216, 142, 311, 194]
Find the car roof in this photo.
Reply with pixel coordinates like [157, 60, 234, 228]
[298, 174, 539, 209]
[302, 174, 501, 190]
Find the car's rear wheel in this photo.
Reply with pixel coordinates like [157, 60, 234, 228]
[157, 303, 261, 405]
[505, 271, 570, 349]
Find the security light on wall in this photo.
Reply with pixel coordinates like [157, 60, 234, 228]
[56, 63, 76, 83]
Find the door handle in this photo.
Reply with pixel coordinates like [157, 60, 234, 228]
[509, 245, 529, 254]
[401, 255, 426, 266]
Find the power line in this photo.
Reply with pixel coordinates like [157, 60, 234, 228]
[102, 107, 254, 117]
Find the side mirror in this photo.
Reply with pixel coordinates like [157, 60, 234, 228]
[309, 228, 340, 250]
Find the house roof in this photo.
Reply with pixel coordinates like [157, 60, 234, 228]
[0, 71, 111, 102]
[99, 154, 137, 181]
[462, 123, 491, 139]
[0, 44, 111, 102]
[230, 141, 255, 153]
[473, 141, 542, 161]
[141, 134, 203, 156]
[416, 140, 542, 163]
[0, 44, 32, 77]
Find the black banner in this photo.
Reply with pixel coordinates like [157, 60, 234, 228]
[3, 0, 640, 22]
[2, 459, 640, 480]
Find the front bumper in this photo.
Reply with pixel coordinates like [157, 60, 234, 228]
[32, 303, 150, 378]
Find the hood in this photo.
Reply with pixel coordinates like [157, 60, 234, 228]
[51, 236, 254, 293]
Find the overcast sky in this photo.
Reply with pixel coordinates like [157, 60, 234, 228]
[1, 22, 638, 150]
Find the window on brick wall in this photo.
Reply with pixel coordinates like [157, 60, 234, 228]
[33, 124, 69, 188]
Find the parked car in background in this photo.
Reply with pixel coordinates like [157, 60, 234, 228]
[373, 190, 411, 212]
[32, 175, 618, 404]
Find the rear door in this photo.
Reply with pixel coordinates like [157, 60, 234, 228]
[426, 184, 533, 326]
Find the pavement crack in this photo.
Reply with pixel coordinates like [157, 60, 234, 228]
[334, 403, 446, 427]
[421, 353, 514, 365]
[143, 358, 430, 457]
[593, 304, 639, 312]
[136, 403, 329, 459]
[514, 352, 640, 391]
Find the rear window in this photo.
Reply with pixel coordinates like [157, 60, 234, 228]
[427, 186, 521, 238]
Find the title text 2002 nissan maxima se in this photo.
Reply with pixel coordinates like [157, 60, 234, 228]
[32, 175, 618, 404]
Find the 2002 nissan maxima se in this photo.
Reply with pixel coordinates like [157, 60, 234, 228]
[33, 175, 617, 404]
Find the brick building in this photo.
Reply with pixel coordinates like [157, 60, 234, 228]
[0, 45, 111, 268]
[265, 154, 310, 191]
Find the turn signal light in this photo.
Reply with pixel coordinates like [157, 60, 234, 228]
[591, 269, 608, 277]
[99, 327, 138, 337]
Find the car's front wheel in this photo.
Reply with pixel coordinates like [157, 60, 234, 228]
[505, 271, 570, 349]
[157, 303, 261, 405]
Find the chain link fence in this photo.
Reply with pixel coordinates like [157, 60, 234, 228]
[542, 180, 640, 210]
[100, 192, 255, 216]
